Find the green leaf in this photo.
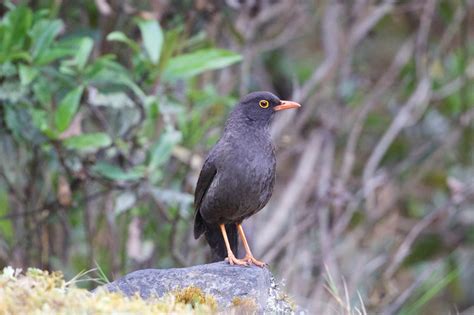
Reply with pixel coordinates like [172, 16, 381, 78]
[32, 80, 52, 106]
[0, 62, 17, 78]
[55, 86, 84, 132]
[34, 38, 79, 65]
[4, 106, 22, 140]
[73, 37, 94, 70]
[0, 187, 13, 243]
[30, 108, 49, 133]
[63, 133, 112, 150]
[0, 81, 27, 103]
[400, 268, 459, 315]
[4, 106, 45, 143]
[148, 128, 182, 170]
[106, 31, 140, 52]
[1, 51, 31, 63]
[163, 48, 242, 80]
[35, 45, 75, 65]
[30, 19, 63, 60]
[158, 27, 181, 71]
[58, 37, 94, 72]
[0, 6, 32, 56]
[137, 19, 163, 64]
[18, 64, 39, 85]
[85, 57, 146, 100]
[92, 162, 145, 181]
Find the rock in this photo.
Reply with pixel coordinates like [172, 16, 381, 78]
[96, 261, 296, 313]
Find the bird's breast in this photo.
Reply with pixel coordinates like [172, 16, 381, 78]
[214, 134, 276, 218]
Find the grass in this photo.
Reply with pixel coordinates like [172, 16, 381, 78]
[323, 265, 367, 315]
[323, 262, 461, 315]
[0, 266, 217, 314]
[399, 267, 460, 315]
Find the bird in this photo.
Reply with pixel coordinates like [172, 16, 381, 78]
[193, 91, 301, 267]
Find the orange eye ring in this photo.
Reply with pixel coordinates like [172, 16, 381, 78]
[259, 100, 269, 108]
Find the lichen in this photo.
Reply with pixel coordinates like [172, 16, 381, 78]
[231, 296, 258, 313]
[265, 274, 300, 314]
[173, 286, 218, 311]
[0, 266, 217, 314]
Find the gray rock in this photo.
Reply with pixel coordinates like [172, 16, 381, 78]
[96, 261, 296, 313]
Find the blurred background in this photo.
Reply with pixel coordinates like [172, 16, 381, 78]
[0, 0, 473, 313]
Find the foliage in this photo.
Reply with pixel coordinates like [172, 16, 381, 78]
[173, 286, 217, 311]
[0, 1, 473, 314]
[0, 266, 216, 314]
[0, 3, 240, 278]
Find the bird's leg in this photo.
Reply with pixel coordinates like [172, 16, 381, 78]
[237, 224, 266, 267]
[219, 224, 248, 266]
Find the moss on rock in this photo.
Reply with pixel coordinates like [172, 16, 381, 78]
[231, 296, 258, 313]
[0, 267, 216, 314]
[173, 286, 218, 311]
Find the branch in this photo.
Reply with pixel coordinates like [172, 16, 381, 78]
[349, 0, 395, 46]
[415, 0, 437, 77]
[362, 77, 432, 213]
[383, 261, 442, 315]
[256, 131, 324, 254]
[383, 202, 452, 279]
[338, 38, 415, 185]
[297, 2, 341, 103]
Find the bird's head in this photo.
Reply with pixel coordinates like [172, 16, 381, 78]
[235, 91, 301, 126]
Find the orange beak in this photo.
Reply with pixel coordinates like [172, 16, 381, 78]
[274, 100, 301, 111]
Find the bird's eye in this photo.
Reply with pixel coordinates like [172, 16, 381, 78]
[259, 100, 269, 108]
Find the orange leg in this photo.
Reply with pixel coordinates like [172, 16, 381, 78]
[219, 224, 247, 266]
[237, 224, 266, 267]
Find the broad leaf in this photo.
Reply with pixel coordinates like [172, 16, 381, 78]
[32, 80, 52, 106]
[163, 49, 242, 80]
[0, 81, 27, 103]
[35, 45, 76, 65]
[4, 106, 45, 144]
[1, 6, 32, 55]
[30, 108, 49, 133]
[137, 19, 163, 64]
[18, 64, 38, 85]
[63, 132, 112, 150]
[4, 106, 23, 140]
[92, 162, 145, 181]
[106, 31, 139, 52]
[158, 28, 181, 70]
[55, 86, 84, 132]
[148, 128, 182, 170]
[73, 37, 94, 70]
[85, 57, 145, 99]
[149, 187, 193, 215]
[30, 19, 63, 60]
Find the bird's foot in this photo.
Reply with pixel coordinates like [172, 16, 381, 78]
[225, 254, 248, 266]
[243, 255, 266, 267]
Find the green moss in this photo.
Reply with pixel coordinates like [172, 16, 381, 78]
[0, 267, 217, 314]
[173, 286, 218, 311]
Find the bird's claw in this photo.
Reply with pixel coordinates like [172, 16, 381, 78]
[225, 256, 248, 266]
[243, 255, 266, 267]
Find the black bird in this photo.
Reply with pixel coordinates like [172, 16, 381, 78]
[193, 91, 301, 266]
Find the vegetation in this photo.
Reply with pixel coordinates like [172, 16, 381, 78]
[173, 286, 218, 311]
[0, 0, 473, 313]
[0, 266, 216, 314]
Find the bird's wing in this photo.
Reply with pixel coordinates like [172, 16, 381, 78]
[194, 155, 217, 213]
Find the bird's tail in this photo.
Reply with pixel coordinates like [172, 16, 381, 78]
[205, 223, 238, 262]
[194, 212, 238, 262]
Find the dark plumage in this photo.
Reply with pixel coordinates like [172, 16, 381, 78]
[193, 91, 300, 266]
